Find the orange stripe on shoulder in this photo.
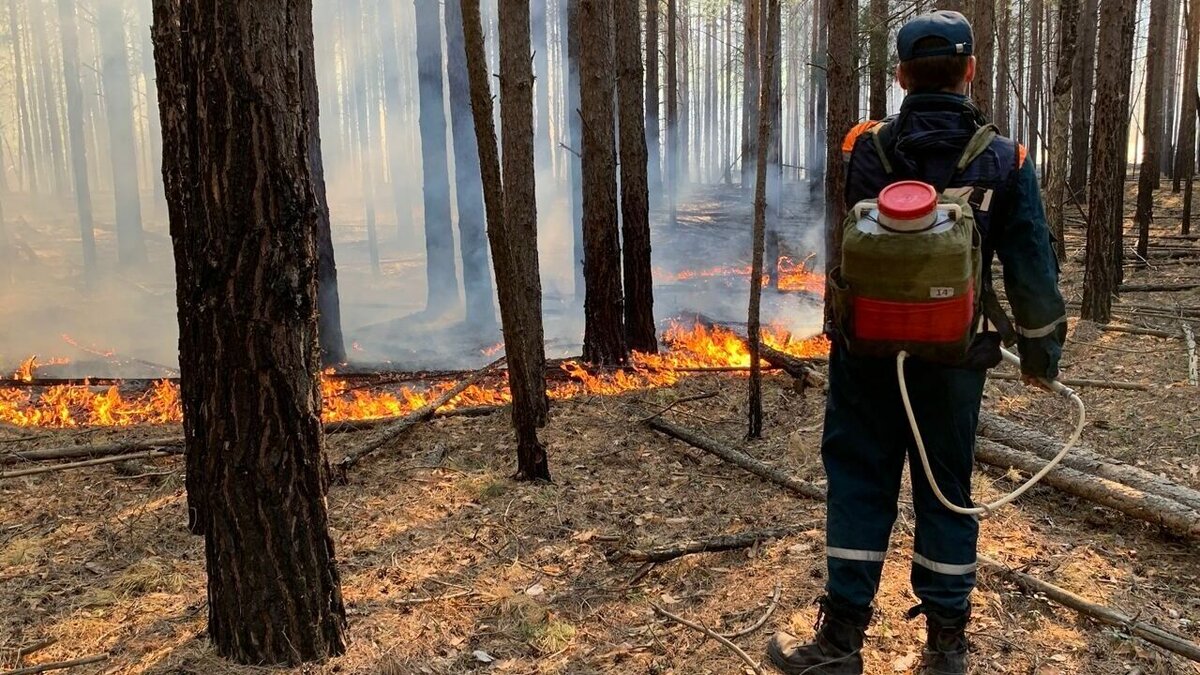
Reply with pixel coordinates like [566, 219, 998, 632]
[1017, 143, 1028, 168]
[842, 120, 882, 155]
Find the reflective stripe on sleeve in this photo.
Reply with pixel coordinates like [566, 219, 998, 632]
[827, 547, 887, 563]
[1015, 315, 1067, 338]
[913, 553, 977, 576]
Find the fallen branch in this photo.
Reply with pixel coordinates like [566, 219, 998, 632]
[977, 412, 1200, 512]
[719, 583, 782, 639]
[978, 554, 1200, 663]
[1098, 324, 1182, 339]
[336, 356, 506, 477]
[608, 527, 809, 563]
[1183, 322, 1198, 386]
[1119, 282, 1200, 293]
[1, 438, 183, 465]
[324, 404, 507, 433]
[0, 653, 109, 675]
[986, 372, 1151, 391]
[974, 439, 1200, 539]
[644, 416, 826, 500]
[758, 343, 827, 389]
[650, 602, 763, 674]
[0, 451, 173, 480]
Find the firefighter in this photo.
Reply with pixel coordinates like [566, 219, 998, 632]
[766, 11, 1067, 675]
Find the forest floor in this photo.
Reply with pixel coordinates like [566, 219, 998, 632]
[1, 184, 1199, 675]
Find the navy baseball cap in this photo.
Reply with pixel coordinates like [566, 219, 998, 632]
[897, 11, 974, 62]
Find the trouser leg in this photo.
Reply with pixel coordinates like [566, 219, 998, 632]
[902, 361, 986, 615]
[822, 346, 908, 610]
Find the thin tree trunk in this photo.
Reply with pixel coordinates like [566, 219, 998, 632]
[666, 0, 679, 225]
[707, 15, 718, 183]
[972, 0, 994, 119]
[446, 0, 499, 332]
[764, 0, 781, 288]
[1162, 0, 1182, 181]
[99, 0, 147, 265]
[646, 0, 662, 195]
[1045, 0, 1078, 261]
[824, 0, 854, 324]
[567, 0, 585, 298]
[354, 0, 381, 278]
[416, 0, 461, 312]
[1135, 0, 1170, 260]
[679, 1, 690, 185]
[812, 0, 828, 184]
[1081, 0, 1137, 322]
[57, 0, 97, 281]
[533, 0, 551, 174]
[1068, 0, 1099, 196]
[151, 0, 349, 661]
[28, 0, 68, 196]
[996, 0, 1011, 133]
[1174, 0, 1200, 195]
[724, 3, 732, 184]
[580, 0, 628, 365]
[741, 0, 760, 189]
[7, 0, 37, 192]
[1028, 0, 1042, 166]
[868, 0, 887, 121]
[616, 0, 657, 353]
[378, 0, 412, 243]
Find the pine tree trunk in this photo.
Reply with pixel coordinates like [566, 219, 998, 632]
[57, 0, 97, 280]
[616, 0, 657, 353]
[1173, 0, 1200, 195]
[462, 0, 551, 478]
[1028, 0, 1042, 167]
[27, 0, 68, 196]
[580, 0, 628, 365]
[7, 0, 37, 192]
[99, 0, 147, 265]
[868, 0, 888, 120]
[707, 15, 718, 183]
[378, 0, 412, 243]
[812, 0, 828, 184]
[416, 0, 461, 312]
[1135, 0, 1170, 259]
[1162, 0, 1182, 181]
[666, 0, 679, 225]
[354, 0, 381, 278]
[533, 0, 552, 174]
[1046, 0, 1078, 262]
[567, 0, 585, 298]
[972, 0, 994, 119]
[1081, 0, 1137, 322]
[679, 2, 691, 184]
[741, 0, 760, 189]
[824, 0, 854, 304]
[1068, 0, 1099, 196]
[724, 3, 732, 184]
[446, 0, 499, 332]
[150, 0, 349, 662]
[646, 0, 662, 194]
[995, 0, 1011, 133]
[764, 0, 782, 288]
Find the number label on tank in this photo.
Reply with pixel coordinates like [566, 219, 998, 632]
[929, 287, 955, 299]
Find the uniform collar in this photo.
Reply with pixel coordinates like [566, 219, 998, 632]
[901, 92, 972, 112]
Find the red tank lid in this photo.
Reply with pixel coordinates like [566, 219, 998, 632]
[878, 181, 938, 221]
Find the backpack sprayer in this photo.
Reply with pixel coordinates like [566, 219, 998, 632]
[832, 177, 1086, 518]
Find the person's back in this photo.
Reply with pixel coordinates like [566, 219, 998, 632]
[766, 11, 1066, 675]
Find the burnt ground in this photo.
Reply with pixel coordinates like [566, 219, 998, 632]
[1, 184, 1199, 674]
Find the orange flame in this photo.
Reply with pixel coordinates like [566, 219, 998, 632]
[655, 256, 824, 295]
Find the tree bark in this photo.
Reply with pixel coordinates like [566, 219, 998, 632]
[446, 0, 499, 332]
[646, 0, 662, 195]
[151, 0, 348, 662]
[995, 0, 1011, 133]
[1027, 0, 1042, 167]
[580, 0, 628, 365]
[1174, 0, 1200, 197]
[1135, 0, 1171, 260]
[1080, 0, 1136, 322]
[1045, 0, 1078, 262]
[1067, 0, 1099, 197]
[867, 0, 888, 121]
[740, 0, 760, 189]
[416, 0, 462, 313]
[567, 0, 585, 298]
[824, 0, 854, 321]
[57, 0, 97, 281]
[99, 0, 148, 266]
[615, 0, 657, 354]
[972, 0, 994, 119]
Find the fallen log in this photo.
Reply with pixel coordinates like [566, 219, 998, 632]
[607, 526, 812, 563]
[977, 412, 1200, 513]
[1183, 323, 1198, 386]
[974, 439, 1200, 539]
[645, 416, 1200, 663]
[978, 554, 1200, 663]
[336, 356, 506, 477]
[985, 372, 1151, 391]
[1, 437, 183, 465]
[0, 451, 173, 479]
[1098, 324, 1182, 339]
[0, 654, 110, 675]
[1119, 282, 1200, 293]
[757, 343, 828, 388]
[644, 416, 826, 500]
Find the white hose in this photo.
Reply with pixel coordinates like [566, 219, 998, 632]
[897, 347, 1086, 518]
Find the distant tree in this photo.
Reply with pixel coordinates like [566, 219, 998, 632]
[995, 0, 1011, 133]
[462, 0, 551, 480]
[824, 0, 855, 322]
[1027, 0, 1042, 167]
[27, 0, 68, 196]
[57, 0, 97, 280]
[1135, 0, 1170, 259]
[972, 0, 994, 119]
[666, 0, 679, 225]
[616, 0, 657, 353]
[99, 0, 147, 265]
[352, 0, 381, 277]
[7, 0, 38, 192]
[446, 0, 499, 332]
[567, 0, 585, 298]
[741, 0, 760, 189]
[645, 0, 662, 195]
[1081, 0, 1136, 322]
[1068, 0, 1099, 197]
[378, 0, 412, 243]
[532, 0, 552, 174]
[1162, 0, 1183, 180]
[1045, 0, 1078, 262]
[868, 0, 888, 120]
[151, 0, 348, 662]
[416, 0, 462, 313]
[1173, 0, 1200, 196]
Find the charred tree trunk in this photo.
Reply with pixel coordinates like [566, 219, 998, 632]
[1174, 0, 1200, 196]
[462, 0, 551, 479]
[646, 0, 662, 195]
[824, 0, 854, 321]
[1045, 0, 1078, 261]
[416, 0, 462, 313]
[57, 0, 97, 280]
[1080, 0, 1136, 322]
[446, 0, 498, 332]
[150, 0, 348, 661]
[580, 0, 628, 365]
[1068, 0, 1099, 197]
[567, 0, 585, 299]
[666, 0, 679, 225]
[972, 0, 994, 119]
[741, 0, 760, 189]
[867, 0, 887, 121]
[100, 0, 147, 265]
[616, 0, 657, 353]
[1135, 0, 1170, 260]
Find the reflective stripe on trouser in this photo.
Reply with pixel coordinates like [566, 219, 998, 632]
[822, 344, 984, 614]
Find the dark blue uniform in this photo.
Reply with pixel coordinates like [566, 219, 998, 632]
[823, 93, 1066, 616]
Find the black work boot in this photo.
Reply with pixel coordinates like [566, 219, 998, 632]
[766, 597, 871, 674]
[911, 605, 970, 675]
